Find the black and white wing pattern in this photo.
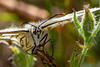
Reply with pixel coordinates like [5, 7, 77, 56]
[0, 27, 35, 50]
[40, 8, 100, 29]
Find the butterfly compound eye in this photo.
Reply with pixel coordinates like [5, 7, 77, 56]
[33, 28, 37, 35]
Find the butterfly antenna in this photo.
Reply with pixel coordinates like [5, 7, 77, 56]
[20, 22, 28, 26]
[20, 22, 37, 28]
[38, 13, 65, 28]
[29, 23, 37, 28]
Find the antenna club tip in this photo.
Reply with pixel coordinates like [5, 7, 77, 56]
[58, 13, 65, 15]
[20, 23, 23, 26]
[20, 22, 28, 26]
[61, 13, 65, 15]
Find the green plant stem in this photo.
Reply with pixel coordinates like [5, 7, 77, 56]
[70, 51, 76, 67]
[28, 55, 33, 67]
[77, 47, 88, 67]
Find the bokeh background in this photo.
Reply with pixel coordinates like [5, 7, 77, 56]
[0, 0, 100, 67]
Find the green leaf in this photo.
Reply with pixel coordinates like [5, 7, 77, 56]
[74, 11, 85, 40]
[88, 21, 100, 43]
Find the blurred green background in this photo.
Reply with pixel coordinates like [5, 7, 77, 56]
[0, 0, 100, 67]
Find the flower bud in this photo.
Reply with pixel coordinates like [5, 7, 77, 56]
[82, 4, 95, 42]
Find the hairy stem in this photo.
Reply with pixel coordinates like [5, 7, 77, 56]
[77, 47, 88, 67]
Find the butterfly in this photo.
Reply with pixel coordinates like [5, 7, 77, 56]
[0, 7, 100, 54]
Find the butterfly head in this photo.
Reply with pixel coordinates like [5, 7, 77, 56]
[28, 22, 41, 35]
[33, 27, 41, 35]
[29, 24, 42, 39]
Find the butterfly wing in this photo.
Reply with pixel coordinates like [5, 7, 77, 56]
[41, 8, 100, 29]
[0, 27, 34, 50]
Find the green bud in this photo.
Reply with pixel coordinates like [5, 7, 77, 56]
[12, 47, 28, 67]
[11, 46, 33, 67]
[82, 5, 95, 42]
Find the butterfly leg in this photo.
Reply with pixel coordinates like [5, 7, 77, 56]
[39, 33, 54, 58]
[30, 33, 37, 54]
[39, 33, 51, 50]
[43, 34, 54, 58]
[31, 43, 36, 54]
